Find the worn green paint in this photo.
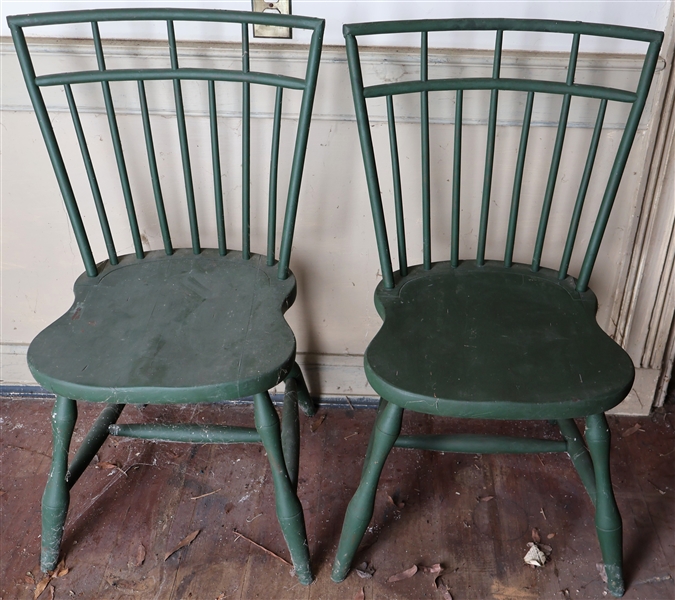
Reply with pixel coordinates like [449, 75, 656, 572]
[337, 18, 662, 596]
[8, 7, 323, 581]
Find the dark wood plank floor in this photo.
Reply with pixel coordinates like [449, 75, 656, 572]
[1, 398, 673, 600]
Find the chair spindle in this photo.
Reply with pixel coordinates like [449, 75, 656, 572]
[504, 90, 535, 268]
[242, 23, 251, 260]
[277, 20, 325, 281]
[477, 30, 503, 266]
[65, 84, 118, 265]
[267, 87, 284, 266]
[451, 89, 462, 267]
[420, 32, 431, 269]
[208, 80, 227, 256]
[386, 95, 408, 276]
[92, 22, 144, 259]
[531, 34, 580, 272]
[559, 98, 607, 279]
[167, 21, 200, 255]
[9, 26, 97, 276]
[138, 81, 173, 256]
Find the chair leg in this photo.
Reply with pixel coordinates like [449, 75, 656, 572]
[41, 396, 77, 572]
[331, 399, 403, 583]
[253, 392, 313, 585]
[287, 362, 315, 417]
[585, 413, 624, 597]
[558, 418, 597, 505]
[281, 377, 300, 492]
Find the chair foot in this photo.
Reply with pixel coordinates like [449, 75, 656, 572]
[331, 399, 403, 583]
[254, 392, 313, 585]
[41, 396, 77, 572]
[585, 413, 624, 597]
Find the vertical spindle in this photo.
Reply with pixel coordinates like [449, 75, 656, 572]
[267, 87, 283, 266]
[92, 21, 144, 259]
[421, 31, 431, 270]
[477, 30, 503, 266]
[168, 20, 200, 254]
[209, 80, 227, 256]
[387, 95, 408, 276]
[504, 91, 534, 268]
[138, 80, 173, 255]
[451, 89, 462, 268]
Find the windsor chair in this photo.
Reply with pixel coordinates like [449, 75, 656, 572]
[332, 19, 662, 597]
[8, 8, 323, 584]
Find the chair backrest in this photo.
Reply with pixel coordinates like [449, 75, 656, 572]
[343, 19, 662, 292]
[8, 8, 324, 279]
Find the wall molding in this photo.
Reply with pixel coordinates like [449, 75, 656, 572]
[1, 37, 664, 129]
[611, 6, 675, 409]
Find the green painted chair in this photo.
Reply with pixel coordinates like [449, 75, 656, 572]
[8, 8, 323, 584]
[332, 19, 662, 597]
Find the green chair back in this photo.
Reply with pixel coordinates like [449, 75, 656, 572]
[8, 8, 324, 279]
[343, 19, 662, 292]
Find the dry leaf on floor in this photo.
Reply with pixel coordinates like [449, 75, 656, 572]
[355, 562, 375, 579]
[164, 529, 200, 561]
[54, 560, 69, 578]
[547, 533, 556, 539]
[33, 575, 51, 600]
[421, 563, 442, 575]
[135, 543, 146, 566]
[531, 528, 541, 543]
[437, 577, 453, 600]
[622, 423, 643, 437]
[310, 414, 327, 433]
[524, 542, 547, 567]
[47, 585, 54, 600]
[96, 461, 119, 469]
[353, 587, 365, 600]
[387, 565, 418, 582]
[478, 495, 494, 502]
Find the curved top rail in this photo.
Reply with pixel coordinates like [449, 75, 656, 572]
[7, 8, 324, 31]
[343, 18, 663, 44]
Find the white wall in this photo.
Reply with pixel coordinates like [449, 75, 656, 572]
[1, 1, 671, 51]
[0, 1, 671, 413]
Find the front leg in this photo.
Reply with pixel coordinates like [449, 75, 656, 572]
[253, 392, 313, 585]
[585, 413, 624, 597]
[41, 396, 77, 572]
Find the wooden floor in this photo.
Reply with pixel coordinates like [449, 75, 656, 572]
[1, 397, 673, 600]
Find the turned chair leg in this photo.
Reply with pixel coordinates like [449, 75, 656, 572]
[281, 376, 300, 492]
[41, 396, 77, 572]
[253, 392, 313, 585]
[585, 413, 624, 597]
[331, 399, 403, 583]
[287, 362, 315, 417]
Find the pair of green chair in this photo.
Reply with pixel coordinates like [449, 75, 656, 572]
[8, 9, 662, 597]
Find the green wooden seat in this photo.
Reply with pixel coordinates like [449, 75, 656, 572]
[332, 19, 662, 597]
[8, 8, 324, 585]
